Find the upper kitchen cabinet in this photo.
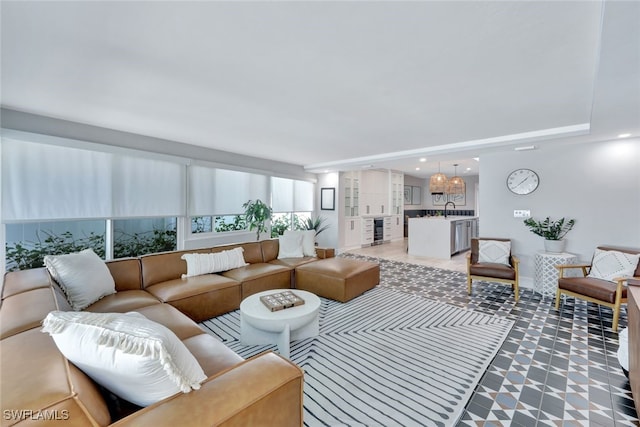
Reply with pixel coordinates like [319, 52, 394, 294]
[360, 170, 390, 216]
[391, 172, 404, 216]
[342, 170, 360, 218]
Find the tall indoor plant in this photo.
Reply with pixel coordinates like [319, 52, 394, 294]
[243, 199, 272, 241]
[523, 216, 576, 253]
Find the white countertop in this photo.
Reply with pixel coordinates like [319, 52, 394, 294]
[409, 216, 478, 223]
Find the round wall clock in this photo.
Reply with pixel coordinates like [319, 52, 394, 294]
[506, 169, 539, 195]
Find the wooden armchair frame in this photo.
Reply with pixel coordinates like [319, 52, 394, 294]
[555, 263, 639, 332]
[466, 238, 520, 302]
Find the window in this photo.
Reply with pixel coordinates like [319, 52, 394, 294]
[5, 220, 106, 272]
[2, 132, 186, 270]
[188, 165, 267, 235]
[113, 218, 177, 258]
[191, 215, 247, 234]
[270, 178, 314, 237]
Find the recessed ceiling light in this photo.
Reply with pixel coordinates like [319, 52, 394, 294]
[618, 133, 632, 138]
[419, 158, 427, 162]
[473, 157, 480, 162]
[415, 167, 420, 171]
[514, 145, 536, 151]
[466, 167, 471, 171]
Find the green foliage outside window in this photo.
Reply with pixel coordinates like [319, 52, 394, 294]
[271, 215, 292, 237]
[5, 227, 177, 272]
[214, 216, 247, 232]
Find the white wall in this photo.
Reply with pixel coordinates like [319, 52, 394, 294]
[479, 138, 640, 282]
[315, 173, 340, 249]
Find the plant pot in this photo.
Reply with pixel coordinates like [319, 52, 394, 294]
[544, 239, 566, 253]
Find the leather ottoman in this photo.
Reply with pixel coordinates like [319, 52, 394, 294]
[294, 258, 380, 302]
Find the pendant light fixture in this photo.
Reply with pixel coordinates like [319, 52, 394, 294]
[446, 164, 465, 195]
[429, 162, 448, 195]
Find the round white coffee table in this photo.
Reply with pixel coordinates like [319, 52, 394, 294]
[240, 289, 321, 358]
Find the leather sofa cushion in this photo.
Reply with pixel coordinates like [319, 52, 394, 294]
[1, 328, 111, 427]
[84, 290, 162, 313]
[182, 333, 244, 377]
[469, 263, 516, 280]
[261, 239, 280, 263]
[558, 276, 627, 304]
[269, 257, 317, 269]
[106, 258, 143, 291]
[221, 263, 290, 283]
[295, 258, 380, 303]
[1, 267, 51, 299]
[145, 274, 239, 302]
[135, 303, 209, 341]
[111, 352, 303, 427]
[0, 287, 58, 339]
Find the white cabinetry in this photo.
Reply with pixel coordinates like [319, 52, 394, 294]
[340, 169, 404, 249]
[383, 217, 392, 241]
[390, 173, 404, 216]
[361, 170, 389, 216]
[391, 215, 403, 240]
[344, 218, 362, 248]
[362, 218, 374, 246]
[342, 171, 360, 218]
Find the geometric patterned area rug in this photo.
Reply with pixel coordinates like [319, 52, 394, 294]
[201, 286, 513, 427]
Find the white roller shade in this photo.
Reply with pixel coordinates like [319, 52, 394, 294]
[294, 180, 314, 212]
[271, 177, 294, 213]
[1, 136, 186, 221]
[112, 155, 185, 217]
[2, 138, 112, 221]
[272, 177, 314, 213]
[188, 165, 268, 216]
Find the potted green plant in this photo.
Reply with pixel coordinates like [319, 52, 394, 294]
[523, 216, 576, 253]
[242, 199, 272, 241]
[300, 215, 330, 237]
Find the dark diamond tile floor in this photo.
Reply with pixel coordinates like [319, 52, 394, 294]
[341, 253, 638, 426]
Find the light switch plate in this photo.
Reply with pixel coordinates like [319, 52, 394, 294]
[514, 210, 531, 218]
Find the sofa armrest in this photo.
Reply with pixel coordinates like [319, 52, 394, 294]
[112, 351, 304, 427]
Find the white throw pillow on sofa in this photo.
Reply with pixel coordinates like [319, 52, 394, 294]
[588, 249, 640, 282]
[284, 230, 316, 257]
[42, 310, 207, 407]
[478, 240, 511, 266]
[181, 248, 247, 278]
[43, 248, 116, 311]
[278, 233, 304, 258]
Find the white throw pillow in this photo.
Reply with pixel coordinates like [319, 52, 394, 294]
[181, 248, 247, 278]
[284, 229, 316, 257]
[588, 249, 640, 282]
[42, 311, 207, 407]
[278, 233, 304, 258]
[43, 248, 116, 311]
[478, 240, 511, 266]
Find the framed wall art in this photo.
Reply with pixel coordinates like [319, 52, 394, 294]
[320, 187, 335, 210]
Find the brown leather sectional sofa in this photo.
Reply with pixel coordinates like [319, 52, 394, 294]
[0, 239, 354, 427]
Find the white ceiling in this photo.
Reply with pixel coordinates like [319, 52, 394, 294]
[2, 1, 639, 179]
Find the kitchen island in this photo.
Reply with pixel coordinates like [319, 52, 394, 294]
[408, 216, 479, 259]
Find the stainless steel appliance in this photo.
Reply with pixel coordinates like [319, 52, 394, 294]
[373, 217, 384, 245]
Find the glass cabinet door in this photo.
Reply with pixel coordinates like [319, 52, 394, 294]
[352, 177, 359, 217]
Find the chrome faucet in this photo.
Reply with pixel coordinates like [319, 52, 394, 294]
[444, 201, 456, 218]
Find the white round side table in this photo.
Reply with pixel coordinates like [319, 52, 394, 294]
[534, 251, 579, 298]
